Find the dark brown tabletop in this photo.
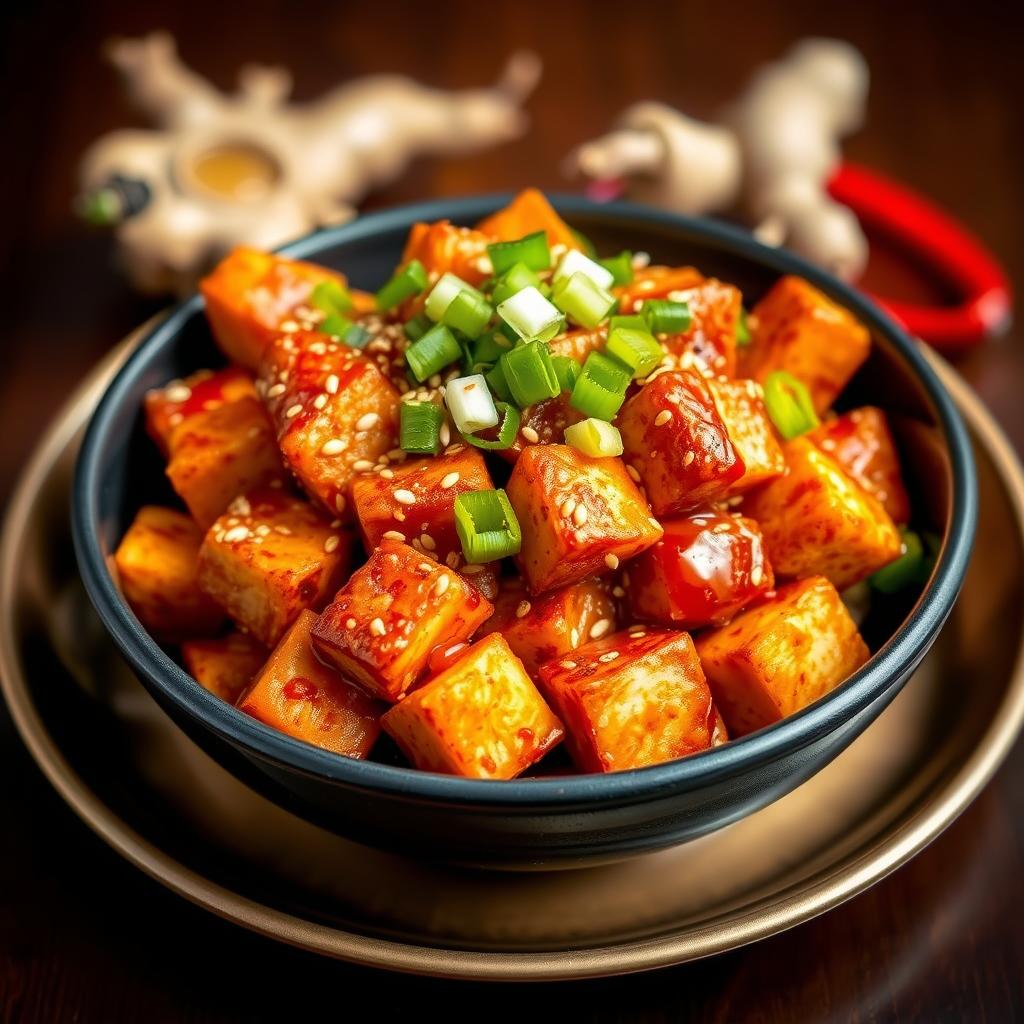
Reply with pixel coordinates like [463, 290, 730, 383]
[2, 1, 1023, 1020]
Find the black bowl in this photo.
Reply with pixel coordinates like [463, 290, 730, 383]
[72, 195, 977, 868]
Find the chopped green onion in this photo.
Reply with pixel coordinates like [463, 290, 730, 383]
[492, 262, 542, 306]
[442, 289, 492, 339]
[400, 402, 443, 455]
[552, 355, 581, 392]
[599, 251, 634, 286]
[605, 325, 663, 379]
[570, 351, 632, 420]
[500, 341, 560, 408]
[552, 249, 616, 291]
[343, 324, 372, 349]
[425, 272, 484, 323]
[870, 529, 926, 594]
[642, 299, 692, 334]
[461, 401, 521, 451]
[454, 488, 522, 563]
[565, 418, 624, 458]
[375, 259, 428, 311]
[487, 230, 550, 275]
[609, 314, 649, 333]
[319, 312, 353, 338]
[471, 331, 513, 367]
[737, 307, 751, 346]
[405, 324, 462, 382]
[404, 312, 432, 342]
[445, 374, 498, 434]
[486, 361, 513, 403]
[763, 371, 819, 439]
[311, 279, 353, 316]
[497, 286, 565, 343]
[552, 272, 615, 329]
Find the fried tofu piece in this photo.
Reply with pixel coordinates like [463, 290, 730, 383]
[476, 188, 579, 250]
[619, 370, 745, 516]
[708, 378, 786, 494]
[695, 576, 870, 736]
[401, 220, 493, 287]
[506, 444, 663, 595]
[807, 406, 911, 524]
[741, 275, 871, 413]
[114, 506, 225, 641]
[627, 512, 774, 629]
[197, 489, 353, 647]
[661, 277, 742, 378]
[613, 265, 705, 313]
[238, 611, 382, 757]
[481, 578, 617, 677]
[166, 396, 288, 529]
[260, 331, 400, 519]
[200, 247, 367, 370]
[381, 633, 563, 778]
[350, 445, 498, 598]
[181, 631, 268, 704]
[311, 539, 493, 703]
[742, 437, 902, 589]
[547, 325, 608, 364]
[145, 366, 256, 458]
[538, 628, 716, 773]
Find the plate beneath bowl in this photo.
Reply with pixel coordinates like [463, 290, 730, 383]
[2, 336, 1023, 981]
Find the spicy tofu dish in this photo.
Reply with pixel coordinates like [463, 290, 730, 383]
[114, 189, 932, 779]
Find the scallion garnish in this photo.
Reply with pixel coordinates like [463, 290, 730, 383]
[454, 488, 522, 563]
[609, 314, 649, 333]
[500, 341, 560, 408]
[311, 279, 354, 316]
[552, 355, 581, 392]
[405, 324, 462, 382]
[497, 286, 564, 343]
[343, 324, 372, 349]
[599, 251, 635, 286]
[762, 371, 819, 439]
[445, 374, 499, 435]
[375, 259, 428, 311]
[404, 312, 432, 342]
[400, 401, 443, 455]
[492, 262, 542, 306]
[870, 529, 926, 593]
[605, 325, 663, 379]
[551, 271, 615, 329]
[642, 298, 691, 334]
[552, 248, 616, 291]
[425, 272, 484, 323]
[486, 361, 513, 403]
[737, 307, 751, 346]
[461, 401, 521, 451]
[442, 289, 492, 339]
[319, 312, 353, 338]
[570, 351, 632, 420]
[564, 417, 624, 458]
[471, 332, 514, 367]
[487, 230, 551, 275]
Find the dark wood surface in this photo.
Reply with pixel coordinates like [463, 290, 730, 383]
[2, 1, 1023, 1020]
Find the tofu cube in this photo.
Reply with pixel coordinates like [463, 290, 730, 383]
[166, 396, 288, 529]
[613, 265, 705, 313]
[114, 506, 225, 641]
[238, 611, 382, 757]
[695, 576, 870, 736]
[400, 219, 493, 287]
[197, 489, 353, 647]
[627, 512, 774, 629]
[475, 188, 580, 250]
[537, 628, 716, 773]
[181, 631, 268, 704]
[350, 445, 499, 598]
[480, 578, 617, 677]
[708, 378, 786, 494]
[808, 406, 911, 524]
[741, 275, 871, 413]
[619, 370, 745, 516]
[506, 444, 663, 594]
[310, 539, 493, 702]
[547, 325, 608, 364]
[742, 437, 903, 589]
[145, 366, 256, 457]
[381, 633, 564, 778]
[661, 277, 742, 378]
[260, 331, 400, 519]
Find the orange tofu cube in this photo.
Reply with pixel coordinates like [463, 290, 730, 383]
[350, 445, 498, 598]
[613, 265, 705, 313]
[260, 331, 400, 518]
[742, 437, 902, 589]
[708, 378, 786, 494]
[480, 578, 617, 677]
[114, 506, 225, 641]
[506, 444, 663, 595]
[741, 275, 871, 413]
[166, 396, 288, 529]
[197, 489, 353, 647]
[200, 247, 359, 369]
[400, 220, 493, 287]
[181, 631, 268, 704]
[476, 188, 579, 250]
[695, 576, 869, 736]
[145, 366, 256, 458]
[807, 406, 911, 524]
[626, 512, 774, 629]
[538, 628, 716, 773]
[238, 611, 383, 757]
[660, 277, 742, 378]
[310, 539, 493, 703]
[381, 633, 563, 779]
[547, 324, 608, 364]
[619, 370, 745, 516]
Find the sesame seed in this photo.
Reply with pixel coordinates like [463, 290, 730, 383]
[434, 574, 451, 596]
[420, 534, 436, 551]
[255, 524, 271, 537]
[683, 451, 695, 466]
[522, 426, 540, 444]
[335, 494, 347, 514]
[231, 496, 251, 516]
[604, 554, 619, 570]
[383, 530, 406, 541]
[560, 497, 577, 519]
[394, 509, 405, 522]
[266, 382, 286, 398]
[325, 374, 339, 394]
[570, 628, 580, 647]
[612, 586, 626, 598]
[629, 630, 647, 639]
[330, 519, 342, 528]
[626, 464, 641, 483]
[388, 449, 405, 461]
[561, 660, 577, 670]
[439, 422, 451, 447]
[274, 525, 292, 535]
[654, 410, 673, 426]
[223, 526, 249, 543]
[462, 564, 484, 574]
[516, 600, 531, 619]
[393, 489, 416, 505]
[353, 459, 374, 471]
[573, 504, 588, 526]
[590, 618, 611, 639]
[370, 618, 387, 637]
[441, 472, 460, 489]
[324, 535, 340, 553]
[285, 404, 302, 418]
[751, 564, 764, 586]
[417, 562, 433, 572]
[357, 413, 380, 431]
[164, 384, 191, 403]
[345, 617, 357, 629]
[599, 651, 621, 663]
[321, 439, 346, 456]
[313, 393, 328, 410]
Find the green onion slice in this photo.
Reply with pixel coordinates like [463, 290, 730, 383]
[599, 251, 634, 285]
[319, 312, 353, 338]
[609, 314, 649, 333]
[500, 341, 560, 408]
[485, 361, 513, 404]
[737, 307, 752, 346]
[471, 332, 514, 367]
[762, 371, 820, 439]
[552, 249, 615, 291]
[487, 230, 551, 275]
[343, 324, 372, 349]
[605, 325, 663, 379]
[552, 272, 615, 329]
[404, 312, 432, 342]
[552, 355, 581, 392]
[405, 324, 462, 382]
[870, 529, 926, 594]
[375, 259, 428, 312]
[492, 262, 542, 306]
[442, 289, 492, 339]
[642, 299, 692, 334]
[564, 418, 624, 458]
[445, 374, 498, 434]
[570, 351, 632, 421]
[461, 401, 521, 452]
[425, 272, 484, 323]
[400, 402, 443, 455]
[454, 488, 522, 563]
[311, 279, 354, 316]
[497, 286, 564, 343]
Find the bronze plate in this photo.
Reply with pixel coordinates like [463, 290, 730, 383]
[2, 338, 1023, 980]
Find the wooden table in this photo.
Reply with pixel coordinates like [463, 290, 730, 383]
[2, 1, 1022, 1019]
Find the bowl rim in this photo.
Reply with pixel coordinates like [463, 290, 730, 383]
[72, 193, 978, 808]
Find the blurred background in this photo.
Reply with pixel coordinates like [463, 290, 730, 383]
[1, 0, 1022, 1020]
